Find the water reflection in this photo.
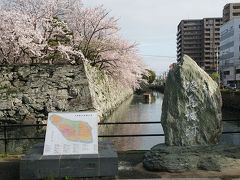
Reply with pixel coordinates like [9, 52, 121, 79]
[100, 92, 240, 150]
[99, 92, 164, 151]
[1, 91, 240, 154]
[220, 108, 240, 146]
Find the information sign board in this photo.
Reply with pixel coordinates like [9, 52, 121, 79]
[43, 112, 98, 155]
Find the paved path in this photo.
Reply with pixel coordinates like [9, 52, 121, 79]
[1, 152, 240, 180]
[0, 157, 20, 179]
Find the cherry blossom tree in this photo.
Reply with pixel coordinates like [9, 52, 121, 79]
[67, 3, 119, 60]
[67, 3, 147, 88]
[0, 0, 81, 64]
[0, 10, 44, 64]
[40, 16, 84, 64]
[0, 0, 147, 88]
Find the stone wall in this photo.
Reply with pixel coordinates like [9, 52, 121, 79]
[0, 63, 133, 124]
[84, 63, 133, 119]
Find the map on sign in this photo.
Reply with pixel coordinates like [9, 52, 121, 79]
[43, 112, 98, 155]
[50, 115, 93, 143]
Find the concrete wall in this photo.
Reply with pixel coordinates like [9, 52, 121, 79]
[221, 91, 240, 110]
[0, 63, 133, 124]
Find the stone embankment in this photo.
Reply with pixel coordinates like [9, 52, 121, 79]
[0, 62, 132, 124]
[221, 90, 240, 110]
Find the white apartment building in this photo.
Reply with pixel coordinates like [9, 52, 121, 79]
[220, 17, 240, 88]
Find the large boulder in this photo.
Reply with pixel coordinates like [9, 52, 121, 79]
[143, 144, 240, 172]
[161, 55, 222, 146]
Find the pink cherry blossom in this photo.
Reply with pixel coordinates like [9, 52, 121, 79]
[0, 0, 148, 88]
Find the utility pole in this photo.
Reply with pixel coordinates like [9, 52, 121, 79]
[216, 47, 220, 87]
[216, 47, 218, 73]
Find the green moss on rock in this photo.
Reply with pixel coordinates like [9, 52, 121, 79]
[161, 55, 222, 146]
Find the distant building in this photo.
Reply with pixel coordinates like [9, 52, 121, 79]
[223, 3, 240, 24]
[177, 18, 222, 73]
[219, 17, 240, 88]
[177, 20, 203, 66]
[202, 18, 222, 73]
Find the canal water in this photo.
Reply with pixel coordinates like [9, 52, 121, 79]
[0, 91, 240, 154]
[220, 107, 240, 146]
[99, 91, 240, 151]
[99, 92, 164, 151]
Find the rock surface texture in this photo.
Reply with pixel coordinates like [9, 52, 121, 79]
[0, 63, 132, 123]
[143, 144, 240, 172]
[161, 55, 222, 146]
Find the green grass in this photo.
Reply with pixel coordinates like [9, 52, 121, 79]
[221, 89, 240, 94]
[6, 88, 18, 94]
[48, 40, 58, 46]
[44, 175, 55, 180]
[0, 86, 19, 98]
[0, 85, 8, 90]
[0, 154, 24, 158]
[0, 154, 8, 158]
[65, 176, 72, 180]
[44, 175, 72, 180]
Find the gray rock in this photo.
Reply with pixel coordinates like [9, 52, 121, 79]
[13, 98, 22, 106]
[161, 55, 222, 146]
[17, 67, 32, 79]
[45, 102, 56, 112]
[4, 72, 13, 81]
[56, 89, 69, 99]
[0, 100, 12, 110]
[55, 100, 68, 110]
[143, 144, 240, 172]
[12, 80, 25, 87]
[8, 110, 16, 117]
[0, 111, 4, 117]
[23, 115, 37, 124]
[19, 107, 29, 116]
[68, 87, 80, 97]
[35, 114, 46, 118]
[56, 82, 68, 89]
[22, 95, 34, 104]
[30, 103, 44, 111]
[0, 81, 11, 87]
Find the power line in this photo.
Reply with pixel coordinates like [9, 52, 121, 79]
[138, 54, 176, 58]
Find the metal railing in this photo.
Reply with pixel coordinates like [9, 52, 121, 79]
[0, 119, 240, 154]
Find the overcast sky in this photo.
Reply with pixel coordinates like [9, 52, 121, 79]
[81, 0, 240, 75]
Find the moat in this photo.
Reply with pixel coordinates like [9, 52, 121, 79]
[99, 92, 164, 151]
[0, 91, 240, 154]
[99, 92, 240, 151]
